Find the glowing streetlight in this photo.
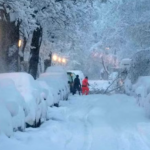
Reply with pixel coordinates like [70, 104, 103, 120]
[62, 58, 66, 64]
[52, 54, 58, 61]
[58, 57, 62, 63]
[18, 39, 22, 48]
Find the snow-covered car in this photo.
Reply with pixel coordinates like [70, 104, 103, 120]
[36, 80, 56, 122]
[0, 73, 44, 127]
[0, 79, 27, 134]
[46, 66, 69, 100]
[0, 101, 13, 137]
[38, 66, 69, 105]
[37, 80, 55, 107]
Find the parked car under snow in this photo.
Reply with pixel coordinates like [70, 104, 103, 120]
[0, 79, 27, 136]
[38, 66, 69, 106]
[0, 73, 46, 128]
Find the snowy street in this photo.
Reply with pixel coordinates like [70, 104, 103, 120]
[1, 94, 150, 150]
[1, 1, 150, 150]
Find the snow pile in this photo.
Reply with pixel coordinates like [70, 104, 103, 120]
[89, 80, 110, 94]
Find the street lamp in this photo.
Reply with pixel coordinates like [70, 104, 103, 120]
[18, 39, 22, 48]
[58, 57, 62, 63]
[62, 58, 66, 64]
[52, 54, 58, 61]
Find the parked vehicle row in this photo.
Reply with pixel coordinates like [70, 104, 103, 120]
[0, 66, 69, 137]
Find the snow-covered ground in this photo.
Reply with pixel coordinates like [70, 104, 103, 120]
[0, 94, 150, 150]
[89, 80, 110, 93]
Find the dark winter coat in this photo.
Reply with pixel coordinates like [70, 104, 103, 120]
[74, 77, 81, 89]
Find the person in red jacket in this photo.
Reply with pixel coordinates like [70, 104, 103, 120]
[82, 76, 89, 95]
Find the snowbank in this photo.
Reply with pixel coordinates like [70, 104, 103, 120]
[89, 80, 110, 94]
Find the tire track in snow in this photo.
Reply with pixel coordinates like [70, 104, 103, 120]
[64, 103, 93, 150]
[80, 105, 93, 150]
[64, 107, 84, 150]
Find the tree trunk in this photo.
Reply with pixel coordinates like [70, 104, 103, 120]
[29, 26, 42, 79]
[0, 20, 20, 72]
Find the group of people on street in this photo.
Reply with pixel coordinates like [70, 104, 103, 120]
[69, 75, 89, 95]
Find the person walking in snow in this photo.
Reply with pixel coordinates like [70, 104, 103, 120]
[73, 75, 81, 95]
[82, 76, 89, 95]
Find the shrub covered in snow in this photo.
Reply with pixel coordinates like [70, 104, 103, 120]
[128, 50, 150, 83]
[132, 76, 150, 105]
[126, 76, 150, 117]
